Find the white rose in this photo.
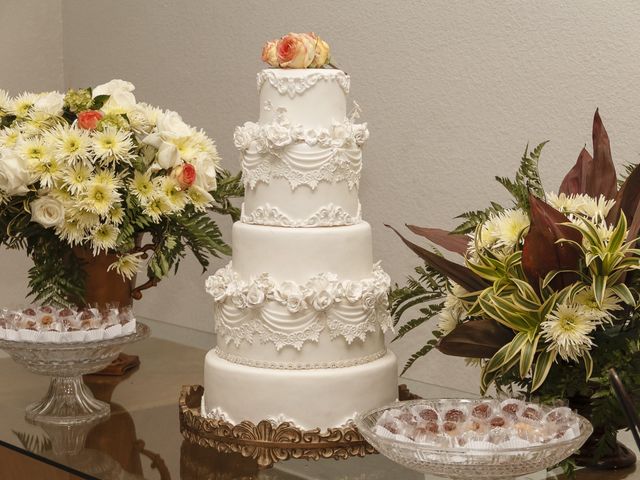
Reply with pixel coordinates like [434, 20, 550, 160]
[156, 110, 193, 138]
[291, 124, 305, 141]
[0, 148, 31, 195]
[93, 79, 137, 114]
[192, 155, 218, 191]
[312, 289, 334, 311]
[33, 91, 64, 116]
[264, 123, 292, 149]
[246, 283, 266, 307]
[30, 195, 65, 228]
[343, 281, 363, 303]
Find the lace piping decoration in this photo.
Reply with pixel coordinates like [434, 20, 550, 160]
[213, 347, 387, 370]
[257, 70, 350, 97]
[241, 202, 362, 227]
[234, 110, 367, 191]
[205, 262, 393, 351]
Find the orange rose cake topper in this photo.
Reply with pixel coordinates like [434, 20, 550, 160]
[262, 33, 332, 69]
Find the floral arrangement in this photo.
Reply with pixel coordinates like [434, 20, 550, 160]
[390, 110, 640, 462]
[262, 33, 332, 69]
[0, 79, 242, 305]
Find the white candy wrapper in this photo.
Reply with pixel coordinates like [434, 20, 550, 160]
[0, 306, 137, 344]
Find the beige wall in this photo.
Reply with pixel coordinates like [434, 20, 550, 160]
[4, 1, 640, 390]
[0, 0, 64, 323]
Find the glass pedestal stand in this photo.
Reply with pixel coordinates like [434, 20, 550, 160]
[0, 323, 149, 426]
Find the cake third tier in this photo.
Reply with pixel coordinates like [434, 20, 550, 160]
[235, 69, 368, 227]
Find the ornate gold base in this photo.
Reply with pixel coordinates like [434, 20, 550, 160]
[179, 384, 418, 469]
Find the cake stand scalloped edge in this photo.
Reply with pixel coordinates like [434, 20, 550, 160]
[178, 383, 419, 469]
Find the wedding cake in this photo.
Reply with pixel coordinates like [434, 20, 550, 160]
[203, 35, 398, 430]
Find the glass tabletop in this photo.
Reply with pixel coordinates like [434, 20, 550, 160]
[0, 324, 638, 480]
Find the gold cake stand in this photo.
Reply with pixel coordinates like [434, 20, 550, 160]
[179, 384, 419, 469]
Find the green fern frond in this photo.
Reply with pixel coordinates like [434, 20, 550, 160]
[401, 340, 439, 375]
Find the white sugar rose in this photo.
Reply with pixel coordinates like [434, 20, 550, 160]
[275, 281, 308, 313]
[233, 123, 255, 151]
[205, 275, 227, 302]
[312, 289, 334, 311]
[331, 123, 350, 147]
[353, 123, 369, 146]
[362, 291, 377, 310]
[264, 123, 292, 149]
[305, 128, 319, 146]
[246, 283, 266, 307]
[30, 195, 65, 228]
[316, 129, 332, 147]
[343, 281, 364, 303]
[0, 148, 32, 195]
[94, 79, 137, 114]
[33, 91, 64, 116]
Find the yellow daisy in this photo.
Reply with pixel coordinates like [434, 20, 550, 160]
[90, 223, 119, 254]
[91, 126, 133, 164]
[83, 181, 121, 216]
[63, 164, 93, 194]
[129, 171, 154, 204]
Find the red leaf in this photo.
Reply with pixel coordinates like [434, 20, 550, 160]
[386, 225, 489, 292]
[588, 109, 617, 200]
[436, 318, 514, 358]
[608, 163, 640, 226]
[559, 148, 592, 195]
[521, 195, 581, 291]
[405, 225, 469, 256]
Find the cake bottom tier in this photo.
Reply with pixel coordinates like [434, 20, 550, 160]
[202, 349, 398, 430]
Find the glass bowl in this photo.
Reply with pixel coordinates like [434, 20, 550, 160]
[0, 322, 150, 426]
[355, 399, 593, 480]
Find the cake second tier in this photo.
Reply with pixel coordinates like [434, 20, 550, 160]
[206, 221, 393, 368]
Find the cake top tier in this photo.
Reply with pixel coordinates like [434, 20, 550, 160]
[258, 69, 349, 128]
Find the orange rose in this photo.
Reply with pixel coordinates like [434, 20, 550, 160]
[276, 33, 315, 68]
[261, 40, 279, 67]
[77, 110, 103, 130]
[308, 33, 331, 68]
[172, 163, 196, 189]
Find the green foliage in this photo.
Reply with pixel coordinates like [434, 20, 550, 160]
[452, 202, 504, 235]
[495, 141, 547, 211]
[210, 169, 244, 222]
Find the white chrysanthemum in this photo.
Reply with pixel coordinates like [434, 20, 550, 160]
[107, 252, 145, 280]
[187, 185, 213, 211]
[541, 303, 598, 362]
[0, 89, 10, 114]
[56, 218, 85, 246]
[493, 209, 530, 249]
[128, 102, 162, 134]
[0, 128, 21, 148]
[90, 223, 119, 254]
[444, 282, 468, 317]
[48, 125, 91, 164]
[108, 205, 124, 225]
[50, 186, 73, 203]
[160, 176, 188, 211]
[143, 194, 171, 222]
[18, 136, 50, 163]
[579, 195, 616, 221]
[437, 309, 460, 335]
[31, 156, 63, 189]
[10, 92, 38, 118]
[91, 126, 133, 164]
[546, 192, 585, 216]
[63, 163, 93, 194]
[191, 129, 220, 162]
[575, 288, 622, 323]
[129, 170, 154, 204]
[478, 217, 500, 248]
[67, 208, 100, 230]
[92, 169, 121, 190]
[83, 181, 121, 216]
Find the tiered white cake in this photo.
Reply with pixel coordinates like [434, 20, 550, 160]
[203, 68, 398, 430]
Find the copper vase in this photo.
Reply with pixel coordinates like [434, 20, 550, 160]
[72, 248, 134, 308]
